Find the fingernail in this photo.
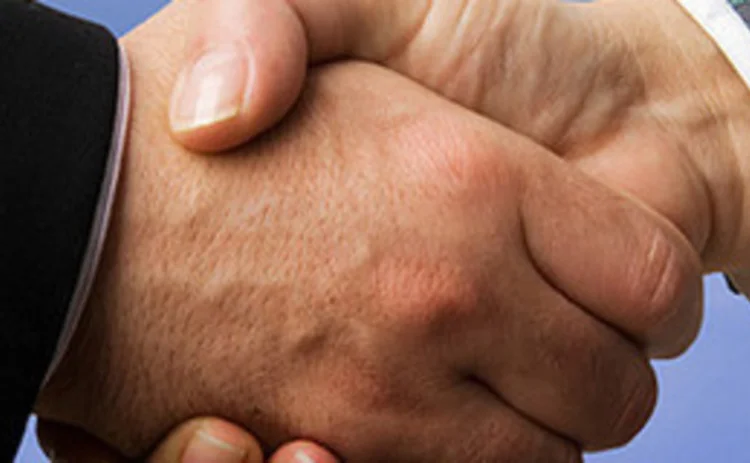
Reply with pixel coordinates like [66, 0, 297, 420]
[277, 448, 321, 463]
[182, 429, 247, 463]
[171, 45, 251, 132]
[290, 449, 318, 463]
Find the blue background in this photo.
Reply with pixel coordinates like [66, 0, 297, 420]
[14, 1, 750, 461]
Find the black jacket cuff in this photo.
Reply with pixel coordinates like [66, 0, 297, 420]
[0, 1, 121, 457]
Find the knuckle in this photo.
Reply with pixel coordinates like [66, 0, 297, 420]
[375, 256, 481, 335]
[534, 316, 655, 450]
[604, 359, 657, 448]
[627, 227, 694, 340]
[396, 113, 511, 202]
[555, 442, 585, 463]
[493, 426, 580, 463]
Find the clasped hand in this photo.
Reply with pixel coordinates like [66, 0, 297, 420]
[38, 0, 750, 461]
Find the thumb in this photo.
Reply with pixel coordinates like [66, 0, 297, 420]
[170, 0, 304, 151]
[36, 417, 265, 463]
[169, 0, 427, 152]
[521, 153, 704, 359]
[147, 418, 264, 463]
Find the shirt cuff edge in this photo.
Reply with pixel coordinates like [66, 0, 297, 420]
[42, 43, 131, 385]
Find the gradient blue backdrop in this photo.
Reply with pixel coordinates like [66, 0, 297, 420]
[14, 1, 750, 461]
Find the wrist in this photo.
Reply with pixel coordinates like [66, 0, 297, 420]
[662, 3, 750, 271]
[603, 0, 750, 271]
[667, 0, 750, 273]
[659, 53, 750, 272]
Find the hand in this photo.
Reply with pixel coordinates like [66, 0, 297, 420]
[172, 0, 750, 276]
[37, 417, 337, 463]
[35, 1, 701, 461]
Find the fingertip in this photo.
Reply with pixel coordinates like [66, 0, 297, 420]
[170, 111, 263, 154]
[182, 420, 264, 463]
[201, 419, 265, 459]
[148, 418, 263, 463]
[170, 0, 309, 153]
[169, 42, 262, 153]
[270, 441, 340, 463]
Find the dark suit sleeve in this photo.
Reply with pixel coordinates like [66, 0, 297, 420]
[0, 1, 121, 457]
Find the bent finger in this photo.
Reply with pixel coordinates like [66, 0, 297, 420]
[169, 0, 427, 152]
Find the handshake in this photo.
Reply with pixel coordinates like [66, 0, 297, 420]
[17, 0, 750, 461]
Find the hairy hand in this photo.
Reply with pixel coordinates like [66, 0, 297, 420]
[172, 0, 750, 276]
[36, 2, 702, 461]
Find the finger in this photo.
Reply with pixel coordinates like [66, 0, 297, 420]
[170, 0, 603, 154]
[270, 441, 339, 463]
[570, 131, 711, 270]
[147, 418, 264, 463]
[170, 0, 305, 151]
[36, 419, 127, 463]
[169, 0, 429, 152]
[442, 159, 658, 450]
[471, 260, 657, 450]
[520, 151, 704, 358]
[320, 379, 581, 462]
[435, 389, 583, 463]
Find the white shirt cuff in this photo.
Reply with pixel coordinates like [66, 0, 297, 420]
[677, 0, 750, 91]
